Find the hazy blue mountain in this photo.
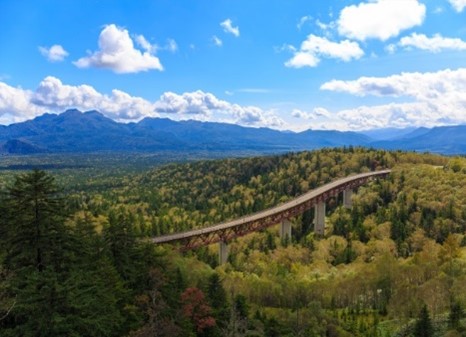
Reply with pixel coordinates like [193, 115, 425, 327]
[396, 127, 431, 140]
[360, 127, 418, 140]
[0, 110, 464, 154]
[0, 110, 372, 154]
[0, 110, 186, 152]
[371, 125, 466, 154]
[0, 139, 45, 154]
[298, 129, 371, 148]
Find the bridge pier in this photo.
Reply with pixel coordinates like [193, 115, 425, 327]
[219, 241, 229, 265]
[280, 219, 292, 241]
[343, 189, 353, 208]
[314, 202, 326, 236]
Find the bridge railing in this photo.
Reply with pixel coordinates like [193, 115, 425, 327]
[151, 169, 391, 246]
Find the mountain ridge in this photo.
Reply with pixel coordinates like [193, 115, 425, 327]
[0, 110, 464, 154]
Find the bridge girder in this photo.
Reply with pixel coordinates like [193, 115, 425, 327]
[153, 171, 390, 251]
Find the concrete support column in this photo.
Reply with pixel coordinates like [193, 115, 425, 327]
[343, 189, 353, 209]
[280, 219, 292, 241]
[219, 241, 229, 265]
[314, 202, 326, 236]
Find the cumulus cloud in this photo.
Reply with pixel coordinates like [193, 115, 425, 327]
[313, 107, 331, 117]
[74, 24, 163, 73]
[220, 19, 240, 37]
[449, 0, 466, 12]
[321, 68, 466, 129]
[337, 0, 426, 41]
[321, 68, 466, 99]
[212, 35, 223, 47]
[32, 76, 157, 120]
[153, 90, 284, 127]
[285, 34, 364, 68]
[0, 77, 284, 129]
[38, 44, 69, 62]
[399, 33, 466, 52]
[292, 109, 315, 119]
[0, 82, 47, 122]
[291, 107, 331, 120]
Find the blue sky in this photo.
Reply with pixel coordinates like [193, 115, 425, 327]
[1, 0, 466, 131]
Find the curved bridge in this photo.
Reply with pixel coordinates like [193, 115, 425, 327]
[152, 170, 391, 254]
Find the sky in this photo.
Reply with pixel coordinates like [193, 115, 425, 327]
[1, 0, 466, 131]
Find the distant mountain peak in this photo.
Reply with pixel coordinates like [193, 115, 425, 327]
[62, 108, 83, 116]
[0, 110, 465, 155]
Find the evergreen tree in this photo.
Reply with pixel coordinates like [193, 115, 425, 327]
[3, 170, 71, 273]
[448, 302, 464, 329]
[207, 273, 229, 331]
[1, 171, 127, 337]
[414, 305, 433, 337]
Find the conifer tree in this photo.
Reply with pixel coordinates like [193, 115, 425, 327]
[3, 169, 70, 273]
[414, 305, 433, 337]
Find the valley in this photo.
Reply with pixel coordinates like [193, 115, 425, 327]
[1, 148, 465, 336]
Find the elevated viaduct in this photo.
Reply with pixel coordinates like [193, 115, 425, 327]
[152, 169, 391, 263]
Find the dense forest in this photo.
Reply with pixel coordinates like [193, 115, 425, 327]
[0, 148, 465, 336]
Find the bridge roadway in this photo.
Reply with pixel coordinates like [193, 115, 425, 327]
[151, 169, 391, 250]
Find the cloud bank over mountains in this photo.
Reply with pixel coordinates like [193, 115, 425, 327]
[2, 66, 466, 131]
[321, 68, 466, 129]
[0, 77, 284, 129]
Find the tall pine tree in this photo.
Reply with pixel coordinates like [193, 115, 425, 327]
[3, 169, 71, 273]
[414, 305, 433, 337]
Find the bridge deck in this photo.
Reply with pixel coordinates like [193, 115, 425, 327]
[152, 169, 391, 245]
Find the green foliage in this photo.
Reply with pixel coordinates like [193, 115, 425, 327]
[1, 148, 464, 337]
[2, 170, 71, 273]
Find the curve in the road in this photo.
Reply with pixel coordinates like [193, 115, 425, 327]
[151, 169, 391, 249]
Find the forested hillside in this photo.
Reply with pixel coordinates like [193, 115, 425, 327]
[1, 148, 465, 336]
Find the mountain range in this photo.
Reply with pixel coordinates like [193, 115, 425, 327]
[0, 109, 465, 155]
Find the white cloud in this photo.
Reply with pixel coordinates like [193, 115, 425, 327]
[135, 34, 156, 53]
[285, 34, 364, 68]
[38, 44, 69, 62]
[0, 82, 47, 122]
[286, 52, 320, 68]
[313, 107, 331, 117]
[321, 68, 466, 129]
[291, 107, 331, 120]
[166, 39, 178, 53]
[337, 0, 426, 41]
[321, 68, 466, 99]
[153, 90, 284, 127]
[135, 36, 177, 54]
[449, 0, 466, 12]
[220, 19, 240, 37]
[297, 15, 311, 30]
[74, 24, 163, 73]
[385, 43, 397, 54]
[399, 33, 466, 52]
[315, 20, 334, 32]
[0, 77, 284, 129]
[32, 76, 157, 120]
[291, 109, 316, 120]
[212, 35, 223, 47]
